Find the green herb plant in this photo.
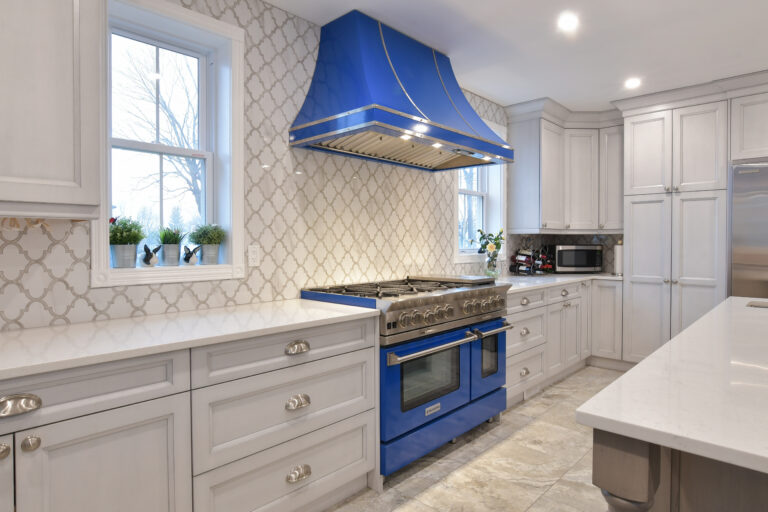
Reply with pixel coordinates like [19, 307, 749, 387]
[189, 224, 226, 245]
[108, 217, 145, 245]
[158, 227, 186, 245]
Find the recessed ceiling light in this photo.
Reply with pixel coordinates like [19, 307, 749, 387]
[400, 134, 412, 141]
[557, 11, 579, 33]
[432, 142, 443, 148]
[624, 77, 642, 89]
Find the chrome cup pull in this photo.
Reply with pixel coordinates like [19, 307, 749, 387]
[285, 340, 310, 356]
[519, 327, 530, 337]
[285, 393, 311, 411]
[520, 367, 530, 377]
[20, 436, 41, 452]
[286, 464, 312, 483]
[520, 297, 529, 306]
[0, 444, 10, 460]
[0, 393, 42, 418]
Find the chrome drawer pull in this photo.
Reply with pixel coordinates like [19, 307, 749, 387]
[519, 327, 530, 337]
[0, 444, 9, 460]
[0, 393, 42, 418]
[561, 289, 569, 297]
[286, 464, 312, 483]
[285, 340, 310, 355]
[20, 436, 41, 452]
[285, 393, 311, 411]
[520, 367, 530, 377]
[520, 297, 530, 306]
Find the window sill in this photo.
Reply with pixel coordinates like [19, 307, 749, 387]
[91, 263, 245, 287]
[455, 252, 485, 264]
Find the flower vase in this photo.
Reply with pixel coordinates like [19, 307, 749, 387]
[485, 253, 500, 278]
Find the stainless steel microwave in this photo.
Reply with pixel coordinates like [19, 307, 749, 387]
[554, 245, 603, 273]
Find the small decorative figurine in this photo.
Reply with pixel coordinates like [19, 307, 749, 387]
[141, 244, 161, 266]
[183, 245, 201, 265]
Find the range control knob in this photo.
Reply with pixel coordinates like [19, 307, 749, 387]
[481, 300, 491, 312]
[445, 305, 455, 317]
[398, 312, 412, 327]
[471, 300, 482, 314]
[462, 301, 473, 315]
[425, 310, 436, 324]
[412, 310, 424, 324]
[493, 295, 505, 308]
[435, 306, 447, 321]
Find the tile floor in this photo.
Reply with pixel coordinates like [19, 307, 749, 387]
[329, 366, 623, 512]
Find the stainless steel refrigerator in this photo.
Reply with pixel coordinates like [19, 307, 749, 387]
[731, 161, 768, 298]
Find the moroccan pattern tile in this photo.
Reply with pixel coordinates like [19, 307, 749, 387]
[0, 0, 504, 331]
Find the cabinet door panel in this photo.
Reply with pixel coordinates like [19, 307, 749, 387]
[545, 303, 564, 375]
[0, 435, 12, 512]
[731, 93, 768, 160]
[673, 102, 727, 192]
[563, 299, 581, 367]
[599, 126, 624, 229]
[540, 119, 565, 229]
[580, 281, 591, 360]
[624, 111, 672, 195]
[15, 394, 192, 512]
[671, 191, 727, 336]
[0, 0, 103, 208]
[591, 281, 623, 360]
[623, 194, 672, 362]
[565, 129, 599, 229]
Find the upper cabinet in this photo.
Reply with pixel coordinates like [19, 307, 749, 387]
[624, 111, 672, 195]
[0, 0, 105, 218]
[731, 92, 768, 160]
[540, 120, 566, 230]
[673, 101, 727, 191]
[564, 129, 599, 230]
[598, 126, 624, 229]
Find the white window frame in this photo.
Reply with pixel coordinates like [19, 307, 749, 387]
[455, 118, 507, 265]
[457, 166, 488, 253]
[91, 0, 245, 287]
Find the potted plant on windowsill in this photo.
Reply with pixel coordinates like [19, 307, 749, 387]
[158, 227, 186, 266]
[109, 217, 145, 269]
[472, 228, 504, 278]
[189, 224, 226, 265]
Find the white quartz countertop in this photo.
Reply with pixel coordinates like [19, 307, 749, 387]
[0, 299, 379, 381]
[577, 296, 768, 474]
[498, 273, 622, 292]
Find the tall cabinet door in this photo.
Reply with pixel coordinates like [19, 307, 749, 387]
[0, 435, 12, 512]
[563, 299, 582, 367]
[599, 126, 624, 229]
[672, 101, 727, 192]
[671, 190, 728, 337]
[565, 129, 599, 230]
[0, 0, 104, 208]
[540, 119, 566, 229]
[623, 194, 672, 363]
[545, 302, 565, 375]
[15, 394, 192, 512]
[591, 280, 623, 360]
[624, 111, 672, 195]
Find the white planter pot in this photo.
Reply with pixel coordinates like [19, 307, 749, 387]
[161, 244, 180, 266]
[110, 245, 137, 268]
[200, 244, 220, 265]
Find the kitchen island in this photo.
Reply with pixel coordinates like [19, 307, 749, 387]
[576, 296, 768, 511]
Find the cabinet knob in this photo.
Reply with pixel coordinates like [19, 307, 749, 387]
[520, 297, 529, 306]
[663, 278, 670, 284]
[665, 186, 671, 192]
[285, 340, 310, 355]
[561, 289, 569, 296]
[565, 224, 571, 229]
[672, 280, 679, 285]
[542, 222, 547, 228]
[0, 444, 9, 460]
[20, 436, 41, 452]
[285, 393, 311, 411]
[598, 223, 605, 229]
[0, 393, 42, 418]
[519, 327, 530, 337]
[673, 186, 679, 192]
[520, 367, 530, 377]
[286, 464, 312, 484]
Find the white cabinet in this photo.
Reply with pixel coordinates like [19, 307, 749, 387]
[540, 120, 566, 229]
[624, 111, 673, 195]
[671, 190, 727, 336]
[0, 0, 105, 219]
[564, 129, 599, 230]
[580, 281, 592, 360]
[0, 435, 12, 512]
[731, 93, 768, 160]
[599, 126, 624, 229]
[545, 299, 581, 375]
[591, 280, 623, 360]
[15, 393, 192, 512]
[673, 102, 727, 191]
[623, 194, 672, 362]
[563, 298, 582, 367]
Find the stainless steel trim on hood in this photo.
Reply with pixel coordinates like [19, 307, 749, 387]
[379, 22, 428, 121]
[433, 50, 481, 138]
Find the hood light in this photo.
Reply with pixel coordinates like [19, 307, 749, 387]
[482, 156, 492, 161]
[400, 134, 412, 140]
[432, 142, 443, 148]
[502, 144, 510, 149]
[414, 123, 429, 133]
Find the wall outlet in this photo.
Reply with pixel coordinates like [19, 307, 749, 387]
[248, 244, 261, 267]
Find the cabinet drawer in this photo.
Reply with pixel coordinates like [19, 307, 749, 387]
[547, 282, 582, 302]
[0, 350, 189, 435]
[506, 346, 545, 398]
[506, 289, 547, 314]
[192, 348, 374, 474]
[505, 307, 547, 357]
[191, 319, 374, 388]
[193, 410, 375, 512]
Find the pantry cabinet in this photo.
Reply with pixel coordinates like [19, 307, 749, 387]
[0, 435, 12, 512]
[673, 102, 728, 191]
[731, 92, 768, 160]
[624, 111, 673, 195]
[0, 0, 105, 218]
[591, 280, 623, 360]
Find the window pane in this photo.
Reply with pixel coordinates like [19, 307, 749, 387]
[111, 34, 157, 143]
[163, 155, 205, 234]
[158, 48, 199, 149]
[459, 167, 480, 191]
[458, 193, 483, 250]
[111, 148, 160, 242]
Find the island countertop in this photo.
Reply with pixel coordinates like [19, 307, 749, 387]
[576, 296, 768, 474]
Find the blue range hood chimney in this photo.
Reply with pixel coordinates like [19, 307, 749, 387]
[289, 11, 514, 171]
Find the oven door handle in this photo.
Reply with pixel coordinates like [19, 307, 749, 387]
[386, 322, 513, 366]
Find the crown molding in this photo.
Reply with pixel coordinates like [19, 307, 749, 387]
[505, 98, 622, 129]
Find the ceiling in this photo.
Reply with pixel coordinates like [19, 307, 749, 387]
[265, 0, 768, 111]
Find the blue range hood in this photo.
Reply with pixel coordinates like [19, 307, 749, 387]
[289, 10, 514, 171]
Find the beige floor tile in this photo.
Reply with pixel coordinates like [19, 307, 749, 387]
[536, 397, 592, 434]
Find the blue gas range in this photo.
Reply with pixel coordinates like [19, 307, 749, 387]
[301, 276, 511, 475]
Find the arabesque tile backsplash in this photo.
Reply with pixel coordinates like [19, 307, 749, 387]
[0, 0, 508, 331]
